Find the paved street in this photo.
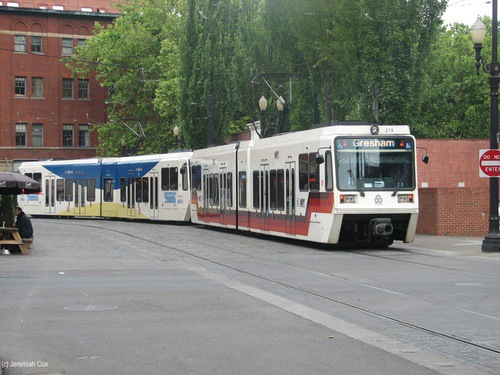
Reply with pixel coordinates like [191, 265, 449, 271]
[0, 218, 498, 375]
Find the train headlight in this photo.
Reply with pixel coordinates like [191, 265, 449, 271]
[397, 194, 414, 203]
[340, 194, 356, 203]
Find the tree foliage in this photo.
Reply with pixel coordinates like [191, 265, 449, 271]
[67, 0, 490, 155]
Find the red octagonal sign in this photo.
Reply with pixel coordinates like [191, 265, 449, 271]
[479, 149, 500, 177]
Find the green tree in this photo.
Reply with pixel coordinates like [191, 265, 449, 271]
[0, 195, 15, 227]
[67, 0, 182, 155]
[415, 21, 490, 138]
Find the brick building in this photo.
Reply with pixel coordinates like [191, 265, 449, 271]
[0, 1, 119, 170]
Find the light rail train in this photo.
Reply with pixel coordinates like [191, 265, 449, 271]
[18, 123, 421, 247]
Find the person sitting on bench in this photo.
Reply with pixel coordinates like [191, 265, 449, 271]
[13, 206, 33, 239]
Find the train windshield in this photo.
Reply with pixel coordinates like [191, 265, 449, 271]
[335, 137, 415, 192]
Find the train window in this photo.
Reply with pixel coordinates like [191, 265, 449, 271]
[142, 178, 149, 202]
[191, 165, 201, 191]
[120, 178, 127, 202]
[299, 153, 320, 191]
[325, 151, 333, 191]
[171, 167, 178, 190]
[161, 167, 179, 191]
[270, 170, 277, 210]
[135, 178, 149, 203]
[64, 179, 73, 201]
[33, 173, 41, 183]
[309, 153, 319, 191]
[56, 179, 64, 201]
[227, 173, 232, 207]
[161, 168, 169, 190]
[104, 178, 114, 202]
[87, 178, 96, 202]
[299, 154, 309, 191]
[277, 169, 285, 210]
[252, 171, 260, 209]
[25, 173, 32, 179]
[213, 174, 219, 206]
[239, 171, 246, 208]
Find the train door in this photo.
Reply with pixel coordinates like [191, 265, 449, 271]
[219, 167, 227, 225]
[121, 176, 136, 217]
[149, 172, 159, 219]
[44, 176, 56, 214]
[260, 164, 270, 231]
[285, 162, 296, 235]
[74, 176, 86, 215]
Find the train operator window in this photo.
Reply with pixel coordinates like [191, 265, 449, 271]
[104, 178, 113, 202]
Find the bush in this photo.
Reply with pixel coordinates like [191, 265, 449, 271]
[0, 195, 15, 226]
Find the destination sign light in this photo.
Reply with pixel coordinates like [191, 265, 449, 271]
[336, 137, 414, 150]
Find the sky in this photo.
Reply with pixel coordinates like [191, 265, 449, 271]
[442, 0, 492, 26]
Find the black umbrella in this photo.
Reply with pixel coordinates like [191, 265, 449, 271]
[0, 172, 41, 195]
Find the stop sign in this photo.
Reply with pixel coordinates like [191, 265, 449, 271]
[479, 149, 500, 177]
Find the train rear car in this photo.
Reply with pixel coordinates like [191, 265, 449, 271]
[18, 152, 193, 222]
[190, 123, 419, 247]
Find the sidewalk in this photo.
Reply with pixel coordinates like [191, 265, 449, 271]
[397, 235, 500, 258]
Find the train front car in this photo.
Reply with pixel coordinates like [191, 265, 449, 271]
[331, 124, 418, 247]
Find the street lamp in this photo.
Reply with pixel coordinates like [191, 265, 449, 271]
[471, 2, 500, 252]
[173, 125, 185, 149]
[258, 95, 286, 138]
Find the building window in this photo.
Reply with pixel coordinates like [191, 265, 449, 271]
[63, 124, 73, 147]
[15, 77, 26, 96]
[31, 35, 43, 53]
[53, 5, 64, 10]
[14, 35, 26, 52]
[62, 79, 73, 99]
[32, 77, 44, 98]
[62, 38, 73, 55]
[77, 39, 86, 47]
[16, 123, 26, 146]
[79, 125, 90, 147]
[78, 79, 89, 99]
[32, 124, 43, 147]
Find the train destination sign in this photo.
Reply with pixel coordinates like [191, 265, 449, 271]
[336, 137, 413, 150]
[479, 149, 500, 177]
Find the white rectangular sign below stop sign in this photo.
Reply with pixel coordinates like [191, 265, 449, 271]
[479, 149, 500, 177]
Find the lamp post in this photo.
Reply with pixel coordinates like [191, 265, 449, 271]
[471, 1, 500, 252]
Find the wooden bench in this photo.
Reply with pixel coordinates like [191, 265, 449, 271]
[22, 237, 34, 250]
[0, 228, 31, 255]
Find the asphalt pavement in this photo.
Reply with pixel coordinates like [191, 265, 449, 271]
[0, 219, 498, 375]
[395, 234, 500, 257]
